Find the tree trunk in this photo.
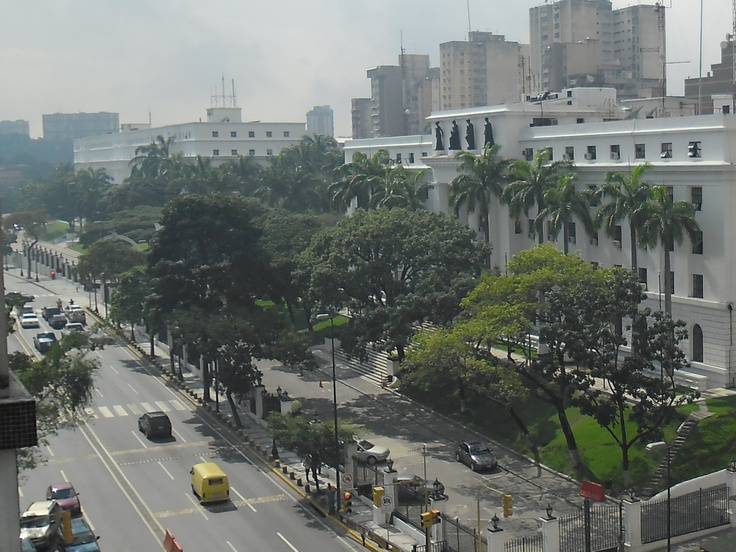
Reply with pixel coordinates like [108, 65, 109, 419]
[226, 390, 242, 428]
[557, 406, 583, 470]
[562, 226, 569, 255]
[149, 334, 155, 357]
[203, 359, 211, 402]
[506, 406, 541, 476]
[629, 225, 638, 271]
[663, 249, 672, 316]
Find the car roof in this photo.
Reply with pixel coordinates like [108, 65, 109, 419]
[22, 500, 58, 515]
[21, 313, 38, 318]
[145, 411, 168, 418]
[49, 482, 74, 491]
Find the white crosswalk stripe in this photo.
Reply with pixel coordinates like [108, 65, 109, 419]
[140, 402, 155, 412]
[86, 400, 187, 420]
[170, 399, 186, 411]
[127, 404, 142, 416]
[112, 405, 128, 416]
[98, 406, 114, 418]
[154, 401, 171, 412]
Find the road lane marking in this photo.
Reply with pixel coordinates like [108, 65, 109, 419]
[46, 444, 55, 457]
[98, 406, 114, 418]
[226, 542, 237, 551]
[128, 403, 142, 415]
[154, 494, 287, 519]
[154, 401, 170, 412]
[170, 399, 186, 411]
[141, 402, 154, 412]
[113, 405, 128, 416]
[127, 384, 138, 395]
[131, 431, 147, 448]
[172, 428, 186, 443]
[186, 493, 208, 520]
[157, 461, 174, 480]
[95, 389, 104, 398]
[109, 364, 119, 374]
[60, 469, 68, 482]
[277, 532, 299, 552]
[230, 487, 256, 512]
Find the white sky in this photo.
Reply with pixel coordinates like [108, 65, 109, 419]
[1, 0, 731, 139]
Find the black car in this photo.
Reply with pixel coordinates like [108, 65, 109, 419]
[395, 474, 445, 501]
[138, 411, 172, 438]
[455, 441, 498, 472]
[6, 291, 34, 303]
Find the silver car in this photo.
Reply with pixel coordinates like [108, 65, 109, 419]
[354, 439, 390, 465]
[456, 441, 498, 472]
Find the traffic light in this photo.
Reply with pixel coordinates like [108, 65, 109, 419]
[687, 142, 701, 158]
[342, 491, 353, 513]
[502, 494, 513, 517]
[421, 511, 433, 528]
[430, 509, 441, 525]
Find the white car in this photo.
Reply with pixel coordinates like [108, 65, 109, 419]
[354, 439, 390, 465]
[20, 313, 40, 329]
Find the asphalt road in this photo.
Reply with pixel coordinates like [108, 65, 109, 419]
[9, 268, 362, 552]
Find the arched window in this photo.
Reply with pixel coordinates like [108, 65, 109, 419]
[692, 324, 704, 362]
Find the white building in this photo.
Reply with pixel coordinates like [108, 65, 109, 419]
[344, 88, 736, 390]
[74, 107, 306, 183]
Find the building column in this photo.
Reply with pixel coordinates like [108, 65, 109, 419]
[623, 498, 642, 549]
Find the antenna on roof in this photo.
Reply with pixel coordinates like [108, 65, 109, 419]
[467, 0, 472, 36]
[210, 75, 238, 108]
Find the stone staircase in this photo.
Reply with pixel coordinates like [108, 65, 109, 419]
[640, 407, 713, 498]
[334, 347, 390, 387]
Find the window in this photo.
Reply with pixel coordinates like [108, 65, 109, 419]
[230, 131, 237, 138]
[546, 220, 555, 241]
[691, 186, 702, 210]
[693, 231, 703, 254]
[523, 148, 534, 161]
[266, 131, 273, 138]
[687, 141, 701, 158]
[248, 131, 255, 138]
[212, 131, 219, 137]
[692, 324, 704, 361]
[528, 219, 535, 239]
[588, 185, 598, 206]
[396, 153, 402, 163]
[590, 231, 599, 246]
[231, 149, 238, 156]
[266, 149, 273, 156]
[669, 271, 675, 295]
[284, 131, 290, 137]
[660, 142, 672, 158]
[248, 149, 255, 156]
[564, 146, 574, 161]
[567, 222, 576, 244]
[635, 143, 645, 159]
[514, 219, 522, 234]
[545, 147, 553, 160]
[693, 274, 704, 298]
[638, 267, 648, 289]
[576, 118, 585, 124]
[212, 149, 220, 156]
[613, 225, 623, 247]
[585, 146, 596, 160]
[409, 152, 415, 164]
[610, 145, 620, 160]
[421, 152, 428, 157]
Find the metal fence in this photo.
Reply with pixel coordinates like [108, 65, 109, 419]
[559, 501, 621, 552]
[641, 483, 730, 544]
[353, 462, 385, 488]
[440, 513, 487, 552]
[504, 533, 544, 552]
[414, 541, 449, 552]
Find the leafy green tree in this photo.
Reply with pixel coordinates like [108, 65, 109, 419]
[330, 150, 392, 211]
[219, 155, 263, 196]
[110, 266, 150, 340]
[268, 413, 357, 488]
[77, 240, 146, 285]
[450, 143, 511, 246]
[66, 167, 112, 231]
[638, 185, 701, 316]
[79, 206, 162, 247]
[303, 208, 489, 361]
[5, 210, 47, 277]
[538, 175, 595, 254]
[369, 166, 430, 211]
[502, 149, 573, 244]
[596, 163, 654, 271]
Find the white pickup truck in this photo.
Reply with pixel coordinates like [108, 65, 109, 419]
[64, 304, 86, 325]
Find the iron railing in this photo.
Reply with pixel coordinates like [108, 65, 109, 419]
[559, 501, 621, 552]
[439, 513, 487, 552]
[504, 533, 544, 552]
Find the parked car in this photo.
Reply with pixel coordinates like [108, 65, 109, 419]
[20, 313, 40, 329]
[33, 332, 57, 353]
[46, 482, 81, 517]
[48, 314, 68, 330]
[394, 474, 445, 501]
[138, 411, 172, 438]
[20, 536, 37, 552]
[354, 439, 390, 465]
[455, 441, 498, 472]
[63, 323, 85, 335]
[19, 500, 62, 551]
[66, 517, 100, 552]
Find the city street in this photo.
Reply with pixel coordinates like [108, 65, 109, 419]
[9, 267, 362, 552]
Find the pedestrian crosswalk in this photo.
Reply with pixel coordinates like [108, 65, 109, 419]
[85, 399, 188, 419]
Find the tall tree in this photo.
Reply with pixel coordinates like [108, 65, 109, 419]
[596, 163, 654, 271]
[370, 166, 430, 211]
[302, 208, 489, 361]
[502, 149, 573, 244]
[330, 150, 392, 211]
[638, 185, 701, 316]
[450, 143, 511, 245]
[538, 175, 595, 254]
[67, 167, 112, 231]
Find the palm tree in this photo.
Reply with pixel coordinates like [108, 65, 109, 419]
[595, 163, 654, 271]
[370, 167, 429, 211]
[538, 175, 595, 254]
[638, 185, 701, 316]
[68, 167, 112, 232]
[130, 135, 179, 179]
[330, 150, 392, 211]
[449, 143, 511, 245]
[502, 149, 573, 244]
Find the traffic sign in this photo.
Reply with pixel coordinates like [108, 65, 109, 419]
[341, 473, 353, 485]
[381, 494, 393, 512]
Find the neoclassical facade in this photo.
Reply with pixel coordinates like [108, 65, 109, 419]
[344, 88, 734, 390]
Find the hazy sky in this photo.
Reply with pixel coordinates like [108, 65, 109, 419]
[2, 0, 731, 139]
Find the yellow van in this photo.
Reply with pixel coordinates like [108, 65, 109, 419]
[190, 462, 229, 503]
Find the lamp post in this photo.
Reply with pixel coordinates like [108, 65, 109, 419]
[316, 312, 341, 513]
[646, 441, 671, 552]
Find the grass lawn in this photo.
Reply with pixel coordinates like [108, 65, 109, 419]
[44, 221, 70, 240]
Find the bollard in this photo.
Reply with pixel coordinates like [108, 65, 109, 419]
[297, 477, 303, 487]
[289, 471, 296, 480]
[282, 465, 288, 474]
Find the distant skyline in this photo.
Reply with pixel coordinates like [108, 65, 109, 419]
[2, 0, 731, 139]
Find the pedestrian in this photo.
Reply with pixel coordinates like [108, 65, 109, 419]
[326, 483, 336, 514]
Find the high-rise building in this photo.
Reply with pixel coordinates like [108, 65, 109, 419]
[0, 120, 29, 137]
[351, 98, 373, 140]
[357, 53, 438, 138]
[529, 0, 663, 99]
[684, 39, 736, 115]
[42, 112, 119, 142]
[440, 32, 530, 111]
[306, 105, 334, 137]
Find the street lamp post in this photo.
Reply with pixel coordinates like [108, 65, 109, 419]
[646, 441, 671, 552]
[316, 312, 341, 513]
